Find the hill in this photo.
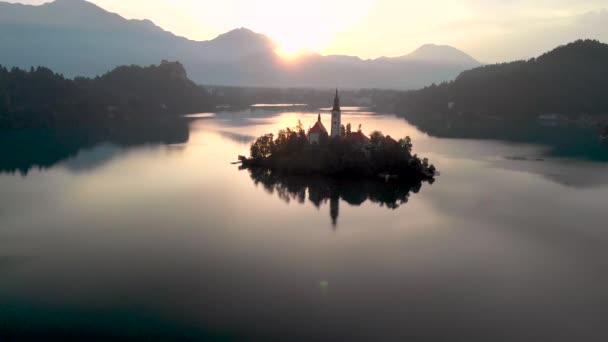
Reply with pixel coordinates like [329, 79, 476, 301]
[0, 61, 214, 129]
[0, 0, 480, 89]
[397, 40, 608, 117]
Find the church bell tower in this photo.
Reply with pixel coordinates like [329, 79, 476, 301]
[331, 89, 342, 138]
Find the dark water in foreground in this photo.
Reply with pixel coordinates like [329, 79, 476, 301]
[2, 109, 608, 341]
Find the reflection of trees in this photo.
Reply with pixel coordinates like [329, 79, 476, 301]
[0, 118, 189, 175]
[246, 167, 429, 227]
[404, 113, 608, 161]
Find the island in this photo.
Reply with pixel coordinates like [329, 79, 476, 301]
[239, 91, 436, 182]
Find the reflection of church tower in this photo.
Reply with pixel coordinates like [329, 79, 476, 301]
[331, 89, 342, 138]
[330, 195, 340, 228]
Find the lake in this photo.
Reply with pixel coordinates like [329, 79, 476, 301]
[2, 108, 608, 341]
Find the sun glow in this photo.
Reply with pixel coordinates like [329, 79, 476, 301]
[219, 0, 375, 60]
[275, 45, 306, 60]
[272, 31, 325, 60]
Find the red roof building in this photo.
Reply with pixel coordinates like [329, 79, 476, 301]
[346, 131, 371, 145]
[383, 136, 399, 146]
[308, 113, 328, 144]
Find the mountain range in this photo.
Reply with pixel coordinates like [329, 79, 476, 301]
[0, 0, 481, 89]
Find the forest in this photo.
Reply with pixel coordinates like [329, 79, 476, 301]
[0, 61, 214, 129]
[396, 40, 608, 119]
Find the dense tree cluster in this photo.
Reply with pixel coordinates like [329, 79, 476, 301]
[242, 122, 436, 180]
[0, 61, 214, 129]
[396, 40, 608, 118]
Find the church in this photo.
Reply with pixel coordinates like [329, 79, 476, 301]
[308, 89, 343, 144]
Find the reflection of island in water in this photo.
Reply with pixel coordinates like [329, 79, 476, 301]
[246, 167, 429, 227]
[0, 118, 189, 175]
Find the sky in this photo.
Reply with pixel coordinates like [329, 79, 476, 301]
[6, 0, 608, 62]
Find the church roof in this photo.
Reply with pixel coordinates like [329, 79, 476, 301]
[346, 131, 371, 144]
[309, 113, 328, 135]
[384, 136, 399, 146]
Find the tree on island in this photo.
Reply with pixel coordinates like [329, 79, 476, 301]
[242, 121, 436, 181]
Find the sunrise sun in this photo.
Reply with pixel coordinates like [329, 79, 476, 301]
[275, 45, 304, 59]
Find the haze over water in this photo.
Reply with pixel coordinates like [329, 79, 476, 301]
[2, 108, 608, 341]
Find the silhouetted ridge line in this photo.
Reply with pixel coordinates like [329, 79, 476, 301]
[397, 40, 608, 117]
[0, 0, 479, 89]
[0, 61, 214, 129]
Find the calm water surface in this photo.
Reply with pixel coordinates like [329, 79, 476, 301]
[1, 109, 608, 341]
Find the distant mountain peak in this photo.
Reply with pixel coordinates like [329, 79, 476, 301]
[45, 0, 104, 11]
[218, 27, 256, 36]
[215, 28, 259, 40]
[213, 27, 276, 46]
[401, 44, 480, 66]
[208, 27, 277, 55]
[49, 0, 88, 4]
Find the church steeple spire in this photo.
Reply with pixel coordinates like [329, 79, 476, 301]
[330, 89, 342, 138]
[332, 89, 341, 112]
